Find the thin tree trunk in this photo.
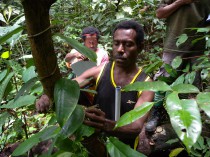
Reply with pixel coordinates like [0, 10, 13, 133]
[21, 0, 61, 101]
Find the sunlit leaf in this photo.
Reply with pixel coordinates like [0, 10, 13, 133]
[169, 148, 184, 157]
[1, 51, 12, 59]
[115, 102, 153, 128]
[123, 81, 172, 92]
[54, 78, 80, 127]
[196, 92, 210, 117]
[166, 92, 201, 152]
[106, 137, 146, 157]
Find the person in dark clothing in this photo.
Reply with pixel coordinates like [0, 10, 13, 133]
[75, 20, 154, 147]
[145, 0, 210, 132]
[36, 20, 154, 148]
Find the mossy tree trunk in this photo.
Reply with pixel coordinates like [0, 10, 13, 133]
[21, 0, 61, 100]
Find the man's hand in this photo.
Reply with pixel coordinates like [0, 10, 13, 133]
[84, 108, 116, 132]
[75, 52, 87, 60]
[35, 94, 51, 113]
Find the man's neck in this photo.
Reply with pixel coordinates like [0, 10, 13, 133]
[113, 62, 139, 87]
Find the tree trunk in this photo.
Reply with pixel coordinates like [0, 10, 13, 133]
[21, 0, 61, 100]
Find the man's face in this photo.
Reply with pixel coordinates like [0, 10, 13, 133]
[84, 35, 98, 52]
[112, 29, 141, 66]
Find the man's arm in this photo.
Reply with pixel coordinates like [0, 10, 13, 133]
[74, 64, 102, 88]
[84, 83, 154, 139]
[36, 64, 102, 112]
[156, 0, 194, 19]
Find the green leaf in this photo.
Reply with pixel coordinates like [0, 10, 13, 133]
[54, 34, 97, 62]
[169, 148, 184, 157]
[200, 69, 208, 80]
[164, 64, 178, 78]
[54, 78, 80, 127]
[0, 95, 36, 109]
[0, 69, 7, 82]
[115, 102, 153, 128]
[0, 72, 14, 103]
[56, 152, 74, 157]
[1, 50, 12, 59]
[196, 27, 210, 33]
[12, 126, 60, 156]
[185, 71, 196, 84]
[123, 81, 172, 92]
[0, 112, 11, 127]
[176, 34, 188, 47]
[196, 92, 210, 117]
[22, 66, 37, 83]
[74, 124, 95, 141]
[59, 105, 85, 139]
[0, 25, 23, 45]
[166, 92, 202, 152]
[171, 74, 185, 87]
[106, 137, 146, 157]
[171, 84, 199, 93]
[14, 77, 39, 100]
[171, 56, 182, 69]
[144, 60, 162, 73]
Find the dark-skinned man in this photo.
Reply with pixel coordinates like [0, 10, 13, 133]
[36, 20, 154, 154]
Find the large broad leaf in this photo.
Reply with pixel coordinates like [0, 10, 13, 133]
[12, 126, 60, 156]
[123, 81, 172, 92]
[14, 77, 39, 100]
[171, 84, 199, 94]
[0, 95, 36, 109]
[0, 69, 7, 82]
[54, 78, 80, 127]
[166, 92, 202, 152]
[0, 72, 14, 103]
[196, 92, 210, 117]
[59, 105, 85, 139]
[106, 137, 146, 157]
[54, 34, 97, 62]
[22, 66, 37, 83]
[0, 25, 23, 45]
[115, 102, 154, 128]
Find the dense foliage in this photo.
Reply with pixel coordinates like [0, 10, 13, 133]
[0, 0, 210, 156]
